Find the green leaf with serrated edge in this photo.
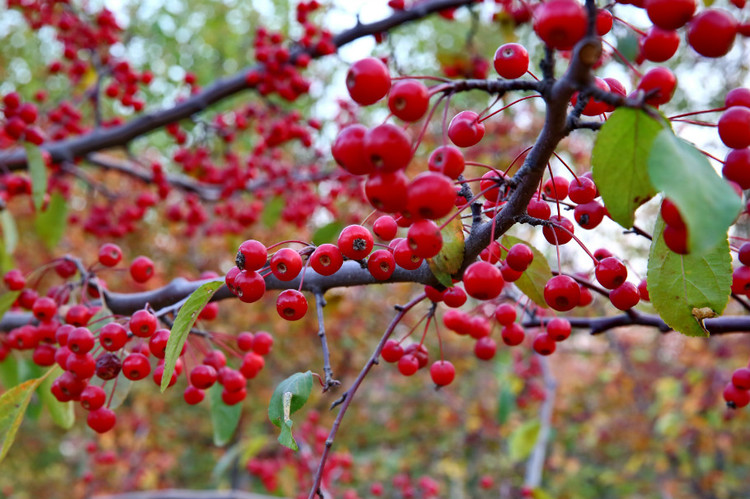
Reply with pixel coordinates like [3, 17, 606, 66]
[161, 280, 224, 392]
[38, 366, 74, 429]
[502, 235, 551, 308]
[312, 221, 344, 246]
[0, 366, 56, 463]
[34, 192, 67, 250]
[428, 216, 465, 288]
[648, 130, 742, 255]
[0, 291, 20, 323]
[591, 108, 664, 228]
[108, 371, 134, 410]
[647, 217, 732, 337]
[24, 143, 47, 212]
[208, 383, 242, 447]
[1, 210, 18, 255]
[261, 196, 284, 228]
[509, 419, 541, 462]
[268, 371, 312, 451]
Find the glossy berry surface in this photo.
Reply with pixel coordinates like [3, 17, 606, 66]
[533, 0, 587, 51]
[493, 43, 529, 79]
[346, 57, 390, 106]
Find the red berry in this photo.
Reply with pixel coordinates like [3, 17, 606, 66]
[726, 88, 750, 108]
[645, 0, 696, 30]
[346, 57, 391, 106]
[430, 360, 455, 386]
[368, 249, 396, 280]
[236, 239, 268, 271]
[640, 27, 680, 62]
[338, 225, 374, 260]
[544, 275, 580, 311]
[723, 149, 750, 189]
[32, 297, 57, 322]
[310, 244, 344, 276]
[732, 367, 750, 390]
[595, 257, 628, 290]
[687, 9, 737, 58]
[568, 177, 597, 204]
[463, 261, 504, 300]
[609, 282, 640, 310]
[474, 336, 497, 360]
[596, 9, 613, 35]
[533, 0, 587, 51]
[443, 286, 467, 308]
[129, 310, 157, 338]
[332, 124, 372, 175]
[80, 385, 107, 411]
[270, 248, 303, 281]
[130, 256, 154, 283]
[122, 353, 151, 380]
[447, 111, 485, 148]
[393, 239, 423, 270]
[184, 385, 205, 405]
[87, 407, 117, 433]
[364, 124, 412, 172]
[547, 318, 572, 341]
[252, 331, 274, 355]
[574, 201, 606, 230]
[95, 353, 122, 380]
[98, 243, 123, 267]
[3, 269, 25, 290]
[388, 80, 429, 122]
[723, 382, 750, 408]
[638, 279, 650, 302]
[501, 323, 525, 346]
[407, 220, 443, 258]
[365, 170, 409, 213]
[68, 327, 95, 354]
[663, 225, 688, 254]
[506, 244, 534, 272]
[382, 339, 404, 363]
[494, 303, 517, 326]
[571, 77, 611, 117]
[428, 146, 465, 179]
[719, 107, 750, 149]
[190, 364, 218, 389]
[239, 352, 265, 379]
[543, 215, 574, 245]
[493, 43, 529, 79]
[148, 329, 170, 359]
[533, 333, 556, 356]
[637, 67, 677, 106]
[373, 215, 398, 241]
[527, 198, 551, 220]
[276, 289, 308, 320]
[397, 354, 419, 376]
[406, 172, 456, 220]
[99, 323, 128, 351]
[67, 352, 96, 379]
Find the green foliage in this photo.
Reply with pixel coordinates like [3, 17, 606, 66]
[429, 216, 465, 287]
[591, 108, 663, 228]
[0, 366, 57, 463]
[268, 371, 313, 451]
[261, 197, 285, 228]
[508, 419, 541, 462]
[647, 217, 732, 337]
[312, 221, 345, 246]
[162, 280, 224, 392]
[502, 235, 551, 307]
[648, 129, 742, 255]
[208, 383, 243, 447]
[24, 144, 46, 212]
[34, 192, 68, 250]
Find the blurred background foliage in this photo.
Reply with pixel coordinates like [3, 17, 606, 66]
[1, 0, 750, 497]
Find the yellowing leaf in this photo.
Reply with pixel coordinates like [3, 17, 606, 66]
[428, 216, 465, 287]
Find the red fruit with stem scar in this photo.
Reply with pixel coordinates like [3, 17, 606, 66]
[463, 261, 504, 300]
[346, 57, 390, 106]
[447, 111, 485, 148]
[544, 275, 580, 311]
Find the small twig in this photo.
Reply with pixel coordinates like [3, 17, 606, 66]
[307, 293, 426, 499]
[314, 291, 340, 392]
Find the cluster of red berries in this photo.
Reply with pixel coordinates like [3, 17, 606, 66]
[724, 364, 750, 409]
[731, 242, 750, 298]
[2, 92, 44, 145]
[102, 60, 152, 112]
[719, 89, 750, 191]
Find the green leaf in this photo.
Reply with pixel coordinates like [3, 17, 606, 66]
[268, 371, 313, 451]
[209, 383, 242, 447]
[0, 366, 56, 463]
[162, 279, 224, 392]
[25, 143, 47, 212]
[428, 216, 465, 288]
[508, 419, 541, 462]
[591, 108, 664, 228]
[38, 366, 74, 429]
[0, 354, 20, 389]
[108, 371, 134, 410]
[648, 129, 742, 255]
[261, 196, 284, 228]
[647, 217, 732, 337]
[1, 210, 18, 256]
[35, 192, 68, 250]
[312, 221, 344, 246]
[496, 385, 515, 425]
[502, 235, 551, 308]
[0, 291, 20, 322]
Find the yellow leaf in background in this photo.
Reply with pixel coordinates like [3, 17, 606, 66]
[428, 216, 465, 288]
[77, 67, 98, 90]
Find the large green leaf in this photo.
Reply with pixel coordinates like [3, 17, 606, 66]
[502, 235, 551, 308]
[428, 216, 465, 288]
[647, 217, 732, 337]
[648, 129, 742, 255]
[161, 279, 224, 392]
[38, 366, 74, 429]
[261, 196, 284, 228]
[508, 419, 541, 462]
[268, 371, 313, 451]
[591, 108, 663, 228]
[35, 192, 68, 250]
[0, 366, 56, 463]
[209, 383, 242, 447]
[312, 221, 344, 246]
[24, 143, 47, 212]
